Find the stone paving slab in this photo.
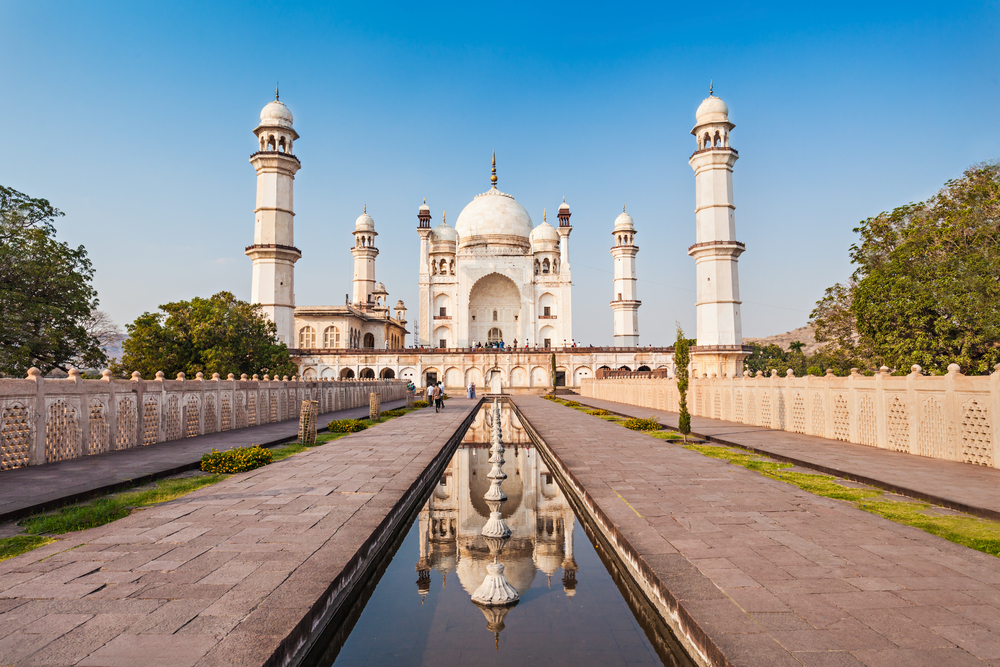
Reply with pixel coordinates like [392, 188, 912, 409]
[0, 399, 406, 522]
[0, 399, 478, 667]
[574, 395, 1000, 520]
[512, 395, 1000, 667]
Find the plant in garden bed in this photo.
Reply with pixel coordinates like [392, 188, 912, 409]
[201, 446, 272, 474]
[382, 408, 407, 418]
[564, 401, 581, 407]
[586, 408, 612, 416]
[622, 416, 661, 431]
[542, 394, 559, 401]
[413, 400, 429, 408]
[329, 419, 369, 433]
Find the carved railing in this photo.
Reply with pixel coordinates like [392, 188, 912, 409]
[0, 369, 407, 470]
[581, 365, 1000, 468]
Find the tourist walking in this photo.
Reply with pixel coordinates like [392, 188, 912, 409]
[426, 383, 434, 406]
[468, 382, 476, 399]
[432, 383, 441, 413]
[436, 382, 445, 411]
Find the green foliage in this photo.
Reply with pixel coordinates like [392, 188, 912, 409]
[382, 408, 407, 418]
[622, 416, 661, 431]
[0, 535, 55, 561]
[19, 474, 226, 536]
[0, 185, 106, 375]
[413, 400, 429, 408]
[564, 400, 580, 407]
[200, 446, 272, 474]
[812, 162, 1000, 374]
[113, 291, 296, 379]
[586, 408, 612, 416]
[329, 418, 369, 432]
[542, 394, 559, 401]
[674, 325, 691, 437]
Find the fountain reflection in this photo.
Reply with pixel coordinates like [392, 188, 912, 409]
[414, 401, 578, 644]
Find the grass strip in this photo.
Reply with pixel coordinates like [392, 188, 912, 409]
[0, 535, 55, 561]
[683, 443, 1000, 558]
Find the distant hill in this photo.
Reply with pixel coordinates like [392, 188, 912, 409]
[745, 324, 826, 356]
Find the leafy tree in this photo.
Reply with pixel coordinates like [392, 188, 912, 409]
[0, 186, 105, 375]
[812, 162, 1000, 374]
[113, 291, 297, 379]
[788, 340, 805, 354]
[674, 325, 691, 440]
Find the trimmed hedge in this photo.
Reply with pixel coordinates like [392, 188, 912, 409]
[586, 408, 612, 416]
[564, 401, 581, 407]
[413, 400, 429, 408]
[329, 419, 369, 433]
[623, 416, 661, 431]
[201, 446, 273, 474]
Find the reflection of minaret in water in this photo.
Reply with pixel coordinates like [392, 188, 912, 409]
[561, 512, 578, 596]
[472, 400, 519, 646]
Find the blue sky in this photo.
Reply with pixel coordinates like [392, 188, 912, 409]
[2, 1, 998, 345]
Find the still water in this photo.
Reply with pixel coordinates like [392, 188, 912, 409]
[307, 403, 691, 667]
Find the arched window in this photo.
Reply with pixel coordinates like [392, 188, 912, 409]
[363, 333, 375, 349]
[298, 326, 316, 348]
[492, 310, 498, 322]
[267, 135, 276, 150]
[542, 258, 550, 274]
[534, 259, 540, 275]
[360, 367, 375, 379]
[380, 368, 395, 379]
[449, 259, 455, 275]
[259, 136, 265, 151]
[440, 259, 448, 273]
[340, 368, 355, 379]
[278, 136, 286, 153]
[323, 326, 340, 348]
[488, 327, 503, 344]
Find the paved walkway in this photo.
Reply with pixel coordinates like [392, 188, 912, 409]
[513, 395, 1000, 667]
[573, 396, 1000, 521]
[0, 398, 479, 667]
[0, 400, 406, 522]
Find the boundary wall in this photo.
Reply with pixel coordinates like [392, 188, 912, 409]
[0, 368, 406, 470]
[581, 365, 1000, 468]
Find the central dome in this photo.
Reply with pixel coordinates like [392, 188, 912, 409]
[454, 189, 533, 249]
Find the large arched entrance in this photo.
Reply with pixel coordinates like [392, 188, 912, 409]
[469, 273, 520, 346]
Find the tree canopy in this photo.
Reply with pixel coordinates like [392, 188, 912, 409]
[812, 162, 1000, 375]
[0, 186, 105, 376]
[113, 291, 297, 379]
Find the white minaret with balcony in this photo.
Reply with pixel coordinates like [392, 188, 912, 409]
[352, 207, 379, 307]
[610, 207, 640, 346]
[246, 88, 301, 345]
[688, 86, 749, 377]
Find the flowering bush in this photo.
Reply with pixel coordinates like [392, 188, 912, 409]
[382, 409, 407, 418]
[413, 400, 429, 408]
[586, 409, 612, 416]
[329, 419, 369, 433]
[564, 401, 581, 407]
[201, 445, 273, 474]
[542, 394, 559, 401]
[623, 417, 661, 431]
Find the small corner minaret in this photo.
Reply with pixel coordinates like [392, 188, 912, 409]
[688, 83, 749, 377]
[246, 87, 301, 345]
[610, 205, 641, 346]
[352, 205, 379, 307]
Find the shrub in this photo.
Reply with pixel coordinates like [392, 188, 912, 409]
[413, 400, 429, 408]
[586, 408, 612, 416]
[623, 416, 661, 431]
[329, 419, 369, 433]
[201, 445, 273, 474]
[542, 394, 559, 401]
[382, 409, 407, 418]
[564, 401, 581, 407]
[441, 394, 451, 400]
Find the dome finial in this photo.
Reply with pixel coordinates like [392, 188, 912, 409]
[623, 202, 626, 212]
[490, 151, 498, 188]
[543, 208, 547, 223]
[276, 83, 279, 101]
[443, 209, 446, 224]
[364, 203, 367, 214]
[562, 195, 565, 203]
[709, 78, 713, 96]
[423, 197, 426, 204]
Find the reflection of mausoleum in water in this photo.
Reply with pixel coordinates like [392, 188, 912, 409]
[415, 408, 578, 601]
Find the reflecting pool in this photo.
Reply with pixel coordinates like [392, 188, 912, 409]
[306, 402, 692, 667]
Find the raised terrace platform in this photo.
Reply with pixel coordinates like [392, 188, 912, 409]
[0, 400, 406, 522]
[511, 395, 1000, 666]
[0, 399, 479, 667]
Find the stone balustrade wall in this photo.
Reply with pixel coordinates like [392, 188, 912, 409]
[0, 369, 407, 470]
[581, 366, 1000, 468]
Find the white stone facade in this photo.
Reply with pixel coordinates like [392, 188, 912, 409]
[610, 208, 641, 346]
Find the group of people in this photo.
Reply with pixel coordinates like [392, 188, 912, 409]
[469, 340, 583, 350]
[425, 381, 447, 412]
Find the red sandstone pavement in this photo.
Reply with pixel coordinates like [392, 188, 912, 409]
[573, 395, 1000, 520]
[513, 395, 1000, 667]
[0, 399, 406, 522]
[0, 399, 478, 667]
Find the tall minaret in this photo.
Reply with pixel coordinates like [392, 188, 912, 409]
[557, 198, 574, 339]
[246, 87, 301, 345]
[352, 206, 378, 307]
[416, 200, 432, 346]
[688, 84, 749, 377]
[610, 207, 640, 346]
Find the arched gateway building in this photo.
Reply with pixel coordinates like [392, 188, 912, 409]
[246, 88, 749, 389]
